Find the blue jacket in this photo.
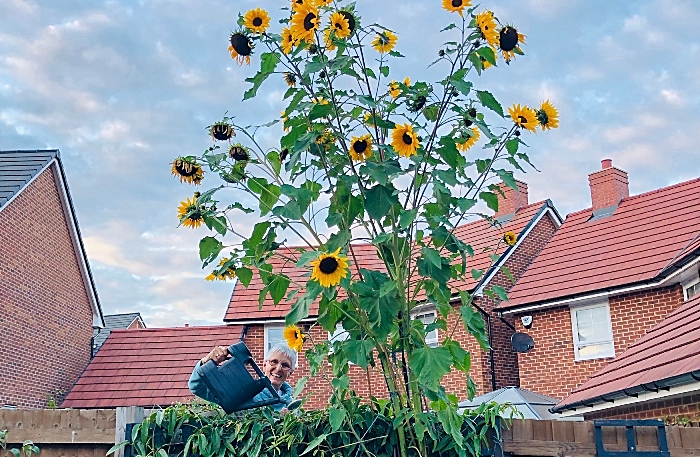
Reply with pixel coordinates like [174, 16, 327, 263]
[188, 361, 293, 412]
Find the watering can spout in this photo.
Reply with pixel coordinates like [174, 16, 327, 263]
[196, 341, 281, 414]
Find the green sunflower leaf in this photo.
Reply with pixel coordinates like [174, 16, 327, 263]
[399, 208, 418, 230]
[373, 117, 396, 129]
[379, 65, 389, 77]
[261, 272, 290, 306]
[295, 250, 320, 267]
[440, 23, 457, 32]
[243, 53, 280, 100]
[476, 46, 497, 65]
[303, 59, 326, 76]
[506, 138, 519, 155]
[236, 267, 253, 287]
[329, 407, 346, 432]
[491, 285, 509, 302]
[476, 90, 504, 117]
[389, 50, 405, 58]
[344, 339, 375, 368]
[364, 184, 399, 221]
[421, 247, 443, 268]
[309, 102, 333, 121]
[496, 169, 518, 190]
[357, 94, 376, 108]
[199, 236, 223, 265]
[286, 281, 322, 325]
[479, 191, 499, 212]
[451, 79, 472, 96]
[260, 51, 280, 74]
[364, 67, 377, 79]
[423, 105, 439, 121]
[300, 434, 328, 456]
[203, 214, 228, 236]
[408, 346, 452, 390]
[468, 50, 483, 75]
[471, 269, 483, 280]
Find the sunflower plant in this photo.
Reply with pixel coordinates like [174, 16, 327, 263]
[173, 0, 557, 455]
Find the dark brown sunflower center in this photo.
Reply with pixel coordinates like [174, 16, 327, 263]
[303, 13, 317, 31]
[229, 146, 248, 161]
[319, 257, 338, 274]
[230, 34, 252, 56]
[518, 115, 527, 124]
[452, 0, 462, 7]
[499, 27, 519, 51]
[176, 161, 198, 177]
[212, 124, 232, 140]
[339, 11, 355, 32]
[253, 17, 262, 27]
[378, 34, 389, 45]
[353, 139, 368, 153]
[402, 132, 413, 145]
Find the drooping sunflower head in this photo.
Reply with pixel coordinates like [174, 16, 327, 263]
[536, 100, 559, 131]
[391, 123, 419, 158]
[280, 27, 297, 54]
[508, 104, 538, 133]
[480, 54, 495, 70]
[290, 3, 320, 43]
[283, 325, 305, 352]
[475, 10, 498, 49]
[280, 148, 290, 162]
[314, 129, 336, 152]
[456, 127, 480, 152]
[498, 25, 525, 62]
[228, 32, 253, 66]
[209, 122, 235, 141]
[349, 134, 373, 162]
[310, 247, 349, 288]
[171, 157, 204, 185]
[323, 28, 337, 51]
[328, 11, 352, 39]
[228, 144, 250, 162]
[408, 95, 427, 113]
[388, 80, 400, 98]
[284, 72, 297, 87]
[177, 196, 204, 229]
[442, 0, 472, 16]
[503, 231, 517, 246]
[206, 257, 237, 281]
[243, 8, 271, 34]
[372, 30, 397, 53]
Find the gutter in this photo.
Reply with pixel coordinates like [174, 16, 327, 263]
[551, 370, 700, 416]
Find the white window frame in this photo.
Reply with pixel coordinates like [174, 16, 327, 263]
[682, 275, 700, 301]
[411, 310, 439, 348]
[570, 300, 615, 361]
[264, 324, 285, 358]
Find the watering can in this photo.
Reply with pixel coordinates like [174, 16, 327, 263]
[196, 341, 281, 413]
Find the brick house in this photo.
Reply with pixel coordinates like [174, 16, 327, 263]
[495, 160, 700, 405]
[552, 291, 700, 420]
[224, 182, 562, 408]
[92, 312, 147, 354]
[0, 149, 104, 408]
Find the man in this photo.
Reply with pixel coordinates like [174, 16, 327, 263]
[188, 343, 296, 412]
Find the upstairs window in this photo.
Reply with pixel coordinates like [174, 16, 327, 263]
[264, 325, 284, 357]
[684, 278, 700, 301]
[412, 311, 439, 348]
[570, 301, 615, 361]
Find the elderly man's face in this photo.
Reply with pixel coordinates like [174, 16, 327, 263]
[263, 353, 294, 390]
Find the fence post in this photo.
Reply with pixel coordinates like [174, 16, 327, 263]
[115, 407, 145, 457]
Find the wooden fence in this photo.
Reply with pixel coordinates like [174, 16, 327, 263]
[501, 419, 700, 457]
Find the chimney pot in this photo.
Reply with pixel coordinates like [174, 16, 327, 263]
[185, 324, 189, 327]
[589, 160, 629, 212]
[494, 179, 528, 219]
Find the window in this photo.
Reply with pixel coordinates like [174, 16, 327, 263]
[684, 279, 700, 301]
[328, 323, 349, 344]
[264, 325, 284, 357]
[570, 302, 614, 361]
[412, 311, 439, 348]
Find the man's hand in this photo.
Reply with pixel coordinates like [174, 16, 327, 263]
[201, 346, 230, 366]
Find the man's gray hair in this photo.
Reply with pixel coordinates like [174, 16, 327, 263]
[267, 344, 298, 370]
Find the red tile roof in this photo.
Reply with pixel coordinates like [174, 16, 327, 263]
[501, 178, 700, 310]
[224, 201, 554, 322]
[553, 292, 700, 412]
[61, 325, 242, 408]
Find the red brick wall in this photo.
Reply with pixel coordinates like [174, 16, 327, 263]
[516, 284, 684, 400]
[238, 209, 559, 407]
[584, 394, 700, 421]
[0, 168, 94, 408]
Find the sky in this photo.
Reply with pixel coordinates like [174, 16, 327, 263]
[1, 0, 698, 328]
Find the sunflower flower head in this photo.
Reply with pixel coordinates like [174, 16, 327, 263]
[310, 247, 349, 287]
[329, 11, 354, 39]
[498, 25, 526, 62]
[206, 257, 237, 281]
[388, 80, 400, 98]
[243, 8, 271, 34]
[456, 127, 480, 152]
[475, 10, 498, 49]
[209, 122, 235, 141]
[349, 134, 373, 162]
[323, 28, 337, 51]
[177, 196, 204, 229]
[508, 104, 538, 133]
[228, 144, 250, 162]
[536, 100, 559, 131]
[228, 32, 253, 65]
[290, 3, 320, 43]
[171, 157, 204, 185]
[281, 27, 297, 54]
[391, 123, 419, 158]
[284, 72, 297, 87]
[442, 0, 471, 16]
[503, 231, 517, 246]
[283, 325, 305, 352]
[372, 30, 397, 53]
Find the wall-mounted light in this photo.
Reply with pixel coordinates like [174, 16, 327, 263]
[521, 315, 533, 329]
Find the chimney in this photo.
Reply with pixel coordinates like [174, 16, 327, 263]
[588, 159, 629, 213]
[495, 180, 528, 221]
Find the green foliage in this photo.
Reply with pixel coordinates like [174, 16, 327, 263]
[110, 401, 512, 457]
[0, 430, 40, 457]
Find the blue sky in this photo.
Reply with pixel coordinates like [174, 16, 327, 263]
[1, 0, 698, 327]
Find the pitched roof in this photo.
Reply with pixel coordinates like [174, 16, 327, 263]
[552, 292, 700, 413]
[224, 201, 557, 322]
[0, 150, 58, 209]
[501, 178, 700, 311]
[62, 325, 243, 408]
[93, 313, 145, 351]
[0, 149, 104, 327]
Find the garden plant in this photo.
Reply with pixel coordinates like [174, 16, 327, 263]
[165, 0, 558, 455]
